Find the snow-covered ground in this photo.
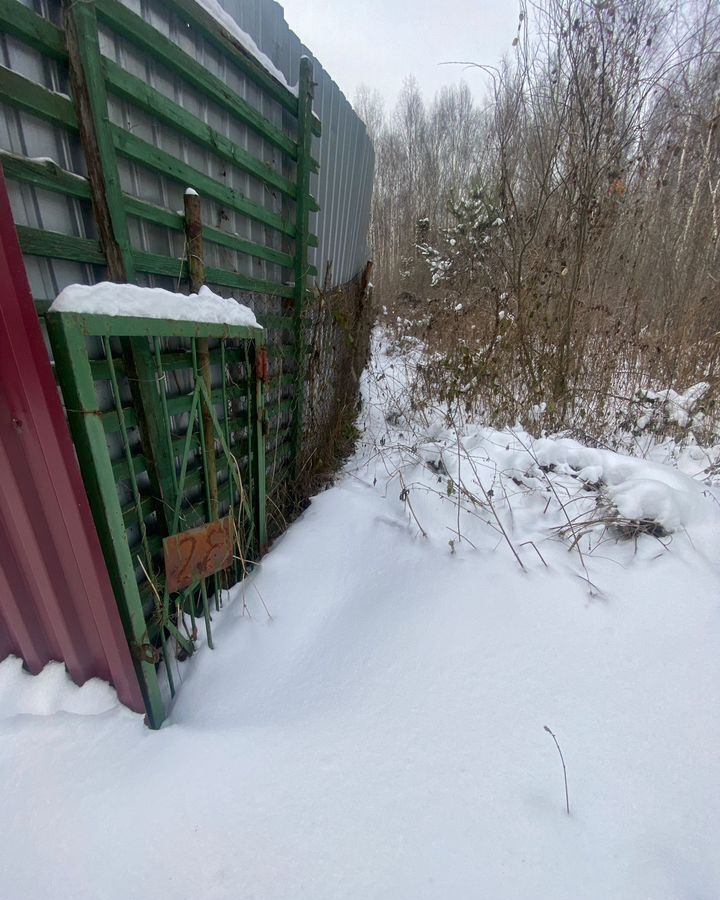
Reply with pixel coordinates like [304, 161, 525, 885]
[2, 334, 720, 900]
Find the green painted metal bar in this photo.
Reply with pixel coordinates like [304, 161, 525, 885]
[291, 56, 315, 479]
[220, 339, 238, 584]
[102, 384, 244, 437]
[0, 0, 67, 60]
[195, 386, 255, 530]
[93, 0, 298, 158]
[158, 347, 248, 373]
[2, 155, 317, 274]
[198, 577, 213, 649]
[190, 338, 215, 531]
[94, 348, 247, 381]
[152, 336, 179, 499]
[90, 356, 127, 380]
[110, 125, 296, 238]
[170, 383, 202, 535]
[46, 311, 165, 727]
[58, 310, 263, 342]
[102, 336, 155, 572]
[242, 342, 254, 551]
[251, 341, 268, 553]
[121, 492, 154, 528]
[165, 617, 194, 658]
[201, 224, 300, 272]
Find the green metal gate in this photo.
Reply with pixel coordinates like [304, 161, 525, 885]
[48, 308, 267, 727]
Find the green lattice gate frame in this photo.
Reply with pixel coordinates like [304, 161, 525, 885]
[0, 0, 320, 522]
[47, 309, 267, 727]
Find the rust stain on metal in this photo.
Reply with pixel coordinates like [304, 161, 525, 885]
[163, 515, 234, 592]
[256, 346, 270, 384]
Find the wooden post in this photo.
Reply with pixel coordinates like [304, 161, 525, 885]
[183, 189, 218, 521]
[291, 56, 314, 481]
[63, 0, 129, 279]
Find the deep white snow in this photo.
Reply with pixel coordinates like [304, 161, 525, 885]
[2, 334, 719, 900]
[50, 282, 261, 329]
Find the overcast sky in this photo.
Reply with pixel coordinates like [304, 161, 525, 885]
[277, 0, 520, 110]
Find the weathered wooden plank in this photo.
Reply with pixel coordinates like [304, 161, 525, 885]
[102, 58, 297, 200]
[0, 0, 67, 61]
[110, 125, 297, 238]
[0, 152, 91, 199]
[0, 65, 77, 126]
[93, 0, 299, 158]
[16, 225, 106, 264]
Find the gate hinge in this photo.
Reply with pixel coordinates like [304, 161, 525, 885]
[131, 641, 161, 665]
[255, 347, 270, 384]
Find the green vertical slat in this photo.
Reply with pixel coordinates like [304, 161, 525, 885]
[46, 312, 165, 728]
[253, 340, 268, 554]
[291, 56, 315, 480]
[244, 342, 254, 538]
[102, 337, 154, 573]
[220, 339, 239, 586]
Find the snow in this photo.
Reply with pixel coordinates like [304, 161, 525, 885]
[50, 282, 261, 329]
[2, 333, 720, 899]
[196, 0, 298, 95]
[527, 437, 713, 531]
[0, 657, 122, 718]
[635, 381, 710, 430]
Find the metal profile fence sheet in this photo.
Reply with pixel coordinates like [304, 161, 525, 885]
[216, 0, 375, 287]
[0, 167, 146, 714]
[0, 0, 373, 303]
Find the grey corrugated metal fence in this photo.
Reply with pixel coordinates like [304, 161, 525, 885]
[0, 0, 373, 299]
[217, 0, 374, 287]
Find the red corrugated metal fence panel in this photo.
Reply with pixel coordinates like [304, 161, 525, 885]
[0, 166, 145, 715]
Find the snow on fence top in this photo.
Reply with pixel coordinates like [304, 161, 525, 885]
[50, 283, 261, 329]
[197, 0, 298, 94]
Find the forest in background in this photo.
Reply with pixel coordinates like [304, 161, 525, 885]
[355, 0, 720, 446]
